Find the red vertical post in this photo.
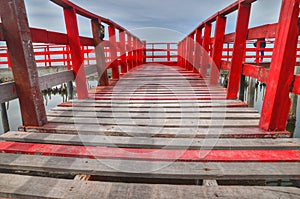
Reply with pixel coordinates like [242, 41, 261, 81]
[167, 43, 171, 62]
[177, 42, 181, 66]
[143, 41, 147, 64]
[259, 0, 299, 131]
[91, 19, 109, 86]
[187, 34, 194, 71]
[226, 2, 251, 99]
[0, 0, 47, 126]
[193, 27, 203, 73]
[64, 8, 88, 99]
[211, 15, 227, 85]
[184, 39, 188, 69]
[108, 25, 119, 79]
[201, 23, 212, 77]
[133, 37, 138, 67]
[127, 35, 133, 70]
[119, 30, 127, 74]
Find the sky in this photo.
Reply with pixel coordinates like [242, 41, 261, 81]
[23, 0, 282, 42]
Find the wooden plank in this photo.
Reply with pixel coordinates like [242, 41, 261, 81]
[47, 110, 260, 119]
[46, 116, 260, 127]
[51, 106, 257, 113]
[0, 82, 18, 104]
[23, 124, 290, 138]
[0, 153, 299, 179]
[1, 132, 299, 150]
[0, 173, 299, 199]
[0, 141, 299, 162]
[39, 70, 74, 91]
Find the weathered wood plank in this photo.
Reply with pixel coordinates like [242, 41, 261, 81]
[47, 111, 260, 119]
[0, 153, 299, 180]
[1, 132, 298, 150]
[46, 116, 259, 127]
[24, 124, 290, 138]
[1, 141, 299, 162]
[0, 173, 299, 199]
[39, 70, 74, 91]
[51, 107, 257, 113]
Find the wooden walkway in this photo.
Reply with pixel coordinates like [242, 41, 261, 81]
[0, 64, 299, 198]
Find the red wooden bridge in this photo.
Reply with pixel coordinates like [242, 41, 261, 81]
[0, 0, 299, 198]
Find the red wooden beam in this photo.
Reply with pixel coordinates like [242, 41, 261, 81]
[91, 19, 109, 86]
[127, 35, 133, 70]
[0, 0, 47, 126]
[211, 15, 227, 85]
[243, 64, 269, 83]
[193, 28, 203, 73]
[201, 23, 212, 78]
[119, 30, 127, 74]
[259, 0, 300, 131]
[64, 8, 88, 99]
[0, 142, 299, 162]
[108, 26, 119, 79]
[293, 75, 300, 95]
[226, 2, 251, 99]
[187, 34, 195, 71]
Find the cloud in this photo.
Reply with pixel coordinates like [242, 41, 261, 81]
[24, 0, 282, 42]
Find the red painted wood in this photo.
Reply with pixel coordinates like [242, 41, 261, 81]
[193, 28, 203, 73]
[0, 0, 47, 126]
[201, 23, 212, 78]
[211, 15, 227, 85]
[133, 37, 138, 68]
[259, 0, 300, 131]
[108, 26, 119, 79]
[127, 36, 133, 70]
[293, 75, 300, 95]
[0, 142, 299, 162]
[187, 34, 195, 71]
[242, 64, 269, 84]
[91, 19, 109, 86]
[64, 8, 88, 99]
[119, 30, 128, 74]
[226, 2, 251, 99]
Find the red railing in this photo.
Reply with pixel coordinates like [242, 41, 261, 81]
[178, 0, 300, 131]
[0, 0, 145, 127]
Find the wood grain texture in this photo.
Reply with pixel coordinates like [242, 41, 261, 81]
[1, 173, 299, 199]
[1, 132, 298, 149]
[0, 153, 299, 180]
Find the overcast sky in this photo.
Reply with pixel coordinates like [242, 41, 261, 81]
[24, 0, 282, 42]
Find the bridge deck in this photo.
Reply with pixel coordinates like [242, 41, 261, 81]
[0, 64, 299, 198]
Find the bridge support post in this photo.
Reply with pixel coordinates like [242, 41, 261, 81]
[201, 23, 212, 78]
[108, 26, 120, 79]
[211, 15, 227, 85]
[127, 36, 133, 70]
[63, 8, 88, 99]
[0, 0, 47, 126]
[259, 0, 299, 131]
[91, 19, 109, 86]
[193, 28, 203, 74]
[187, 34, 194, 71]
[119, 30, 128, 74]
[183, 39, 188, 69]
[133, 37, 138, 68]
[226, 2, 251, 99]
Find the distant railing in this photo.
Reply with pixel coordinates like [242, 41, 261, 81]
[145, 43, 178, 65]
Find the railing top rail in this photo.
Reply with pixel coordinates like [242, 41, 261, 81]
[182, 0, 257, 41]
[50, 0, 141, 41]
